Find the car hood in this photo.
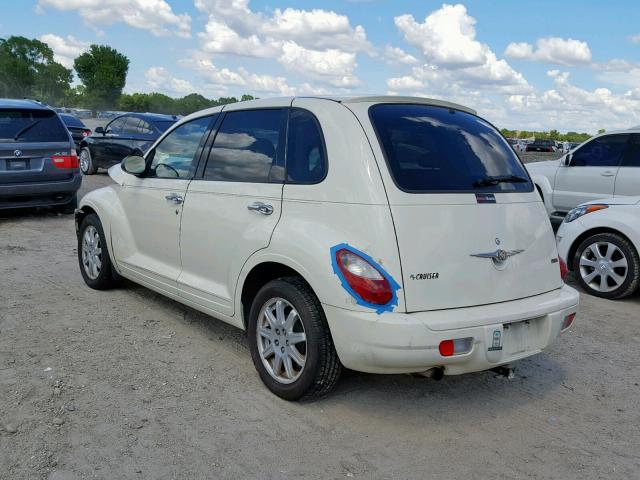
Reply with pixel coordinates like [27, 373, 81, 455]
[583, 196, 640, 206]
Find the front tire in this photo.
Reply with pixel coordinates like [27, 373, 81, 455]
[79, 147, 97, 175]
[78, 214, 120, 290]
[248, 277, 342, 400]
[573, 232, 639, 299]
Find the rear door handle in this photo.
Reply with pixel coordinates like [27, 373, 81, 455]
[165, 193, 183, 205]
[601, 171, 615, 177]
[247, 202, 273, 215]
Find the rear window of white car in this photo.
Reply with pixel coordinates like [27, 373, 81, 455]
[0, 109, 68, 143]
[369, 104, 533, 193]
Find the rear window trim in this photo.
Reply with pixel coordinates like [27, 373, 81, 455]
[368, 103, 534, 195]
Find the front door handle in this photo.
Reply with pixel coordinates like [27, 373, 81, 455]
[247, 202, 273, 215]
[601, 171, 615, 177]
[165, 193, 183, 205]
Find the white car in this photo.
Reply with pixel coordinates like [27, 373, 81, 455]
[526, 129, 640, 220]
[75, 96, 579, 400]
[556, 197, 640, 299]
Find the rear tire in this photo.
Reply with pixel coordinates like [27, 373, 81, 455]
[78, 213, 120, 290]
[573, 232, 639, 299]
[79, 147, 97, 175]
[248, 277, 342, 400]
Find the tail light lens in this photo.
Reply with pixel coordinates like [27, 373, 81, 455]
[561, 312, 576, 331]
[335, 248, 392, 305]
[559, 256, 569, 280]
[439, 338, 473, 357]
[82, 129, 91, 137]
[52, 152, 79, 169]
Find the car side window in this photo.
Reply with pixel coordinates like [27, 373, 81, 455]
[622, 134, 640, 167]
[203, 109, 287, 183]
[147, 116, 213, 179]
[570, 134, 629, 167]
[139, 120, 154, 135]
[107, 117, 126, 134]
[286, 108, 327, 184]
[123, 117, 141, 135]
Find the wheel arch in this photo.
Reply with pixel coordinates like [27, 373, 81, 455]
[530, 173, 554, 213]
[237, 259, 317, 330]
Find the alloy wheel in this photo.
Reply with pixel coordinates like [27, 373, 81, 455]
[579, 241, 628, 293]
[256, 298, 307, 384]
[81, 225, 102, 280]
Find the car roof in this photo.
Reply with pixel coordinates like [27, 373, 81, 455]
[0, 98, 52, 110]
[180, 95, 477, 124]
[127, 112, 178, 122]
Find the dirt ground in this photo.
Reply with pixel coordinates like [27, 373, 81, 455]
[1, 172, 639, 480]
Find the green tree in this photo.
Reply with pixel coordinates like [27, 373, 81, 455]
[74, 45, 129, 110]
[0, 36, 71, 103]
[598, 128, 606, 134]
[175, 93, 212, 115]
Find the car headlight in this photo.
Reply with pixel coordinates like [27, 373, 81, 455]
[564, 204, 608, 223]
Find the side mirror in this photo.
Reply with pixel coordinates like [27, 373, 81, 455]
[94, 126, 105, 135]
[121, 155, 146, 176]
[563, 153, 572, 166]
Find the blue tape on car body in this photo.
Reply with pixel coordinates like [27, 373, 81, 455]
[330, 243, 401, 314]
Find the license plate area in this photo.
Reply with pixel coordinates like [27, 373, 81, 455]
[503, 319, 536, 356]
[6, 159, 29, 171]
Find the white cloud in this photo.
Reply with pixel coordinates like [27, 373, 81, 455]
[386, 75, 424, 91]
[383, 45, 419, 65]
[145, 67, 194, 95]
[39, 34, 89, 68]
[594, 59, 640, 88]
[504, 37, 592, 66]
[37, 0, 191, 38]
[629, 34, 640, 43]
[180, 58, 295, 96]
[193, 0, 369, 87]
[505, 70, 640, 131]
[394, 4, 488, 67]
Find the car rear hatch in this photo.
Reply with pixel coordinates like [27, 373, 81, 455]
[0, 109, 74, 185]
[364, 102, 563, 312]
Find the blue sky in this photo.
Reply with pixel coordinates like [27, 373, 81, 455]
[2, 0, 640, 133]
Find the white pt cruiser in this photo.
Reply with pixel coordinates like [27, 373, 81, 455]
[76, 96, 579, 400]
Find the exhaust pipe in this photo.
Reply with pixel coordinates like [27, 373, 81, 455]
[490, 365, 515, 379]
[414, 367, 444, 380]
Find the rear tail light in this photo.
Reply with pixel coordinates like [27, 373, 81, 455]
[561, 313, 576, 331]
[335, 248, 392, 305]
[559, 256, 569, 281]
[439, 338, 473, 357]
[52, 153, 79, 169]
[82, 129, 91, 137]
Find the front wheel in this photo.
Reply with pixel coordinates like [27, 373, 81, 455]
[573, 232, 640, 299]
[78, 214, 120, 290]
[248, 277, 342, 400]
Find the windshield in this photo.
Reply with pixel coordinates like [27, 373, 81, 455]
[60, 114, 85, 128]
[153, 120, 176, 133]
[0, 109, 69, 143]
[369, 104, 532, 193]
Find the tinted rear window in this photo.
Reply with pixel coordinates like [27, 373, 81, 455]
[153, 120, 176, 133]
[369, 104, 532, 193]
[60, 114, 85, 128]
[0, 109, 69, 143]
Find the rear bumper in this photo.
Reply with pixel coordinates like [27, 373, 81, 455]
[323, 285, 579, 374]
[0, 173, 81, 209]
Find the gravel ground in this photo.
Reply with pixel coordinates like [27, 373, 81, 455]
[1, 172, 639, 480]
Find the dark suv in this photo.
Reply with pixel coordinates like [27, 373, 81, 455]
[0, 99, 81, 213]
[79, 112, 177, 174]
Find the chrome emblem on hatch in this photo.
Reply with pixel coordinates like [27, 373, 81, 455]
[14, 149, 22, 157]
[471, 248, 524, 267]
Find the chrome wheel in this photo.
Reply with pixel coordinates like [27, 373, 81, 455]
[579, 242, 628, 293]
[81, 225, 102, 280]
[79, 149, 90, 172]
[256, 298, 307, 384]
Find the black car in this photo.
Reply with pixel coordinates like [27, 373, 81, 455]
[59, 113, 91, 150]
[0, 99, 81, 213]
[526, 139, 557, 153]
[79, 112, 177, 174]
